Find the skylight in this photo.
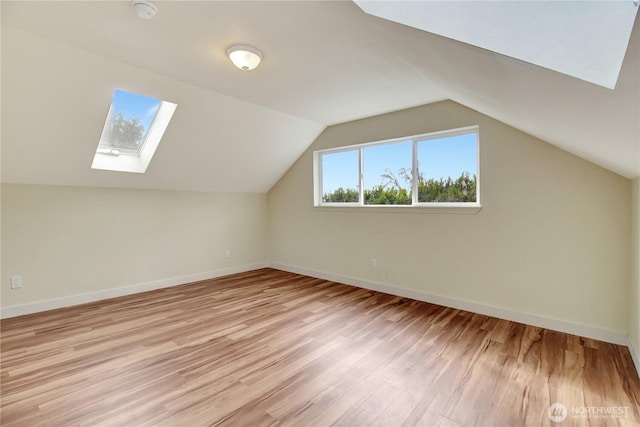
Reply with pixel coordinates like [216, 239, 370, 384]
[92, 89, 177, 173]
[354, 1, 639, 89]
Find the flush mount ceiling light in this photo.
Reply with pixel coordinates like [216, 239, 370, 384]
[130, 0, 157, 20]
[226, 45, 263, 71]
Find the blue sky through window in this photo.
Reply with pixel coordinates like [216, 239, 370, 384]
[112, 89, 162, 133]
[322, 150, 359, 194]
[364, 141, 412, 191]
[321, 133, 477, 194]
[418, 133, 477, 180]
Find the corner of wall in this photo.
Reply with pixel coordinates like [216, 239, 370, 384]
[267, 101, 632, 339]
[630, 177, 640, 376]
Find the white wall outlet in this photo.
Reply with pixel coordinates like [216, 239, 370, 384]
[10, 276, 22, 289]
[370, 259, 377, 269]
[225, 248, 231, 258]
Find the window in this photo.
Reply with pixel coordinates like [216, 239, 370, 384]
[321, 149, 360, 203]
[314, 126, 479, 208]
[416, 131, 477, 203]
[364, 140, 412, 205]
[91, 89, 177, 173]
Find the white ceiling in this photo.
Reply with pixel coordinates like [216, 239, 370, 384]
[1, 1, 639, 194]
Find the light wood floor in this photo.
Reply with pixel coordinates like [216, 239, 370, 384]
[1, 269, 639, 426]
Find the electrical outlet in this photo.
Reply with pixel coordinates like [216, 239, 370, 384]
[225, 248, 231, 258]
[10, 276, 22, 289]
[370, 259, 377, 269]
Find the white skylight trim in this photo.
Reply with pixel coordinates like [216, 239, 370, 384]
[354, 0, 639, 89]
[92, 89, 177, 173]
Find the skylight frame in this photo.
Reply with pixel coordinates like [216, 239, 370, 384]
[91, 89, 177, 174]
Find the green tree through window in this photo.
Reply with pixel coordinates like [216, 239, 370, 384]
[322, 170, 476, 204]
[103, 112, 145, 150]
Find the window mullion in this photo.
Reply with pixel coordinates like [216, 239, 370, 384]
[412, 140, 418, 205]
[359, 147, 364, 206]
[317, 153, 323, 205]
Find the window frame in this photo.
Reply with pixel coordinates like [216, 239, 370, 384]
[315, 146, 362, 207]
[314, 125, 480, 211]
[91, 89, 177, 174]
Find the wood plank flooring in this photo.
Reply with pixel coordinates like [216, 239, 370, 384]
[1, 268, 639, 426]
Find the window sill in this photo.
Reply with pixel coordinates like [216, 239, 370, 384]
[313, 203, 482, 214]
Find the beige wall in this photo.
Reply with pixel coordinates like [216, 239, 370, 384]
[268, 101, 631, 334]
[1, 101, 634, 343]
[1, 184, 268, 309]
[631, 178, 640, 353]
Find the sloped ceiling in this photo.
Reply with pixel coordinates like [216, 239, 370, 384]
[1, 1, 639, 194]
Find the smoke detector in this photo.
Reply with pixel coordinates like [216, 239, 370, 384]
[130, 0, 157, 20]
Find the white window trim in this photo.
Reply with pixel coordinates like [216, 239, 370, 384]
[312, 204, 481, 214]
[314, 125, 481, 212]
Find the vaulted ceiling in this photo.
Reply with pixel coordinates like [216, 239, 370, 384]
[2, 1, 639, 193]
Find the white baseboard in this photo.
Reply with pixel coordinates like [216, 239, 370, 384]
[270, 262, 629, 346]
[0, 262, 269, 319]
[3, 260, 635, 370]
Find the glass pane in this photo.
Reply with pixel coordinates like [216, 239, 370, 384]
[322, 150, 359, 203]
[363, 141, 412, 205]
[417, 133, 477, 203]
[98, 89, 162, 155]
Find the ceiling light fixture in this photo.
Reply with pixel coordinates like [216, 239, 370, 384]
[226, 45, 263, 71]
[130, 0, 157, 20]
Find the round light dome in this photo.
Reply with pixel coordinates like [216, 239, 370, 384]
[226, 45, 263, 71]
